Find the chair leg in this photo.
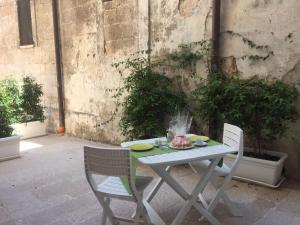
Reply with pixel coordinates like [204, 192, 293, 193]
[132, 205, 142, 221]
[139, 204, 152, 225]
[101, 206, 107, 225]
[198, 183, 223, 223]
[135, 196, 153, 225]
[100, 197, 108, 225]
[210, 178, 242, 217]
[96, 196, 119, 225]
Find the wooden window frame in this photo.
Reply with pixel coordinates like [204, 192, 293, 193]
[16, 0, 35, 47]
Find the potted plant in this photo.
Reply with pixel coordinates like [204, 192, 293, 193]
[0, 79, 21, 161]
[194, 76, 298, 187]
[12, 76, 46, 139]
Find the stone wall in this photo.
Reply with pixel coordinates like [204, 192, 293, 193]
[59, 0, 138, 143]
[0, 0, 59, 131]
[0, 0, 299, 180]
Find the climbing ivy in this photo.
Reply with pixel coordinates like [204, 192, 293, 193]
[223, 30, 274, 62]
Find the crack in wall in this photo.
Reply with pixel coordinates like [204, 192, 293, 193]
[178, 0, 185, 11]
[204, 7, 212, 39]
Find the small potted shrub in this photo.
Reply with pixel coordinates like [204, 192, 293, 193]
[0, 79, 21, 161]
[12, 76, 46, 139]
[195, 76, 298, 187]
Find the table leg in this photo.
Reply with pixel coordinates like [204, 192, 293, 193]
[143, 200, 167, 225]
[151, 158, 223, 225]
[146, 166, 171, 202]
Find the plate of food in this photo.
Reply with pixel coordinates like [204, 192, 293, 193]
[169, 135, 194, 150]
[130, 143, 154, 151]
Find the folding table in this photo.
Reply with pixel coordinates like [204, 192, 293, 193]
[121, 138, 237, 225]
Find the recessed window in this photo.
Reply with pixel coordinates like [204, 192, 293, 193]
[16, 0, 34, 47]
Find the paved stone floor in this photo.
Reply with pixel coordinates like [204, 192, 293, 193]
[0, 135, 300, 225]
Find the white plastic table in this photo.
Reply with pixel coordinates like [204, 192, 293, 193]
[121, 138, 237, 225]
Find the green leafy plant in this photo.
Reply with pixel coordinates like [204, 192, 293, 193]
[104, 54, 186, 139]
[192, 74, 226, 139]
[0, 76, 45, 127]
[20, 76, 45, 123]
[194, 75, 299, 155]
[167, 41, 210, 73]
[0, 78, 22, 123]
[0, 100, 14, 138]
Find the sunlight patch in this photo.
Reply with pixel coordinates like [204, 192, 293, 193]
[20, 141, 43, 152]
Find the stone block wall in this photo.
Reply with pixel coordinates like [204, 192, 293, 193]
[0, 0, 59, 132]
[59, 0, 138, 143]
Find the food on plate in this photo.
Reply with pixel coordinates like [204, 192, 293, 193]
[171, 135, 192, 148]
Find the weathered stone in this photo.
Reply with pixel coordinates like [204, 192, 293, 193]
[178, 0, 200, 17]
[104, 24, 122, 41]
[103, 9, 117, 25]
[221, 56, 238, 76]
[102, 1, 114, 10]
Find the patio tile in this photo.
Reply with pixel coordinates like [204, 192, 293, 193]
[281, 180, 300, 192]
[0, 135, 300, 225]
[76, 216, 101, 225]
[254, 209, 300, 225]
[275, 190, 300, 216]
[0, 207, 11, 224]
[0, 220, 18, 225]
[51, 204, 102, 225]
[215, 199, 274, 225]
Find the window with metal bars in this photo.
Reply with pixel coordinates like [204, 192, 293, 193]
[16, 0, 34, 46]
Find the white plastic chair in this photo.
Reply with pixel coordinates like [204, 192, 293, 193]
[84, 146, 153, 225]
[189, 123, 244, 217]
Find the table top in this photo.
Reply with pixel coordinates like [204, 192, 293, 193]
[121, 137, 237, 166]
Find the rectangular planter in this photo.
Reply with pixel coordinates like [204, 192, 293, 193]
[224, 150, 288, 186]
[12, 121, 47, 140]
[0, 135, 21, 161]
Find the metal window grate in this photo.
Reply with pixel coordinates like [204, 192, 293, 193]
[17, 0, 34, 46]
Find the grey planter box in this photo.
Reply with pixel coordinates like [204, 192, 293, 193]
[224, 149, 288, 187]
[0, 135, 21, 162]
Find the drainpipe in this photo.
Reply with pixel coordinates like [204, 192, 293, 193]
[147, 0, 151, 63]
[51, 0, 65, 133]
[209, 0, 221, 140]
[211, 0, 221, 74]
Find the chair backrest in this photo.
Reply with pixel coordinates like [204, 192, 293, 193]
[84, 146, 131, 178]
[223, 123, 243, 153]
[222, 123, 244, 173]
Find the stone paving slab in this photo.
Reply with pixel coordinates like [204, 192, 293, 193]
[0, 135, 300, 225]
